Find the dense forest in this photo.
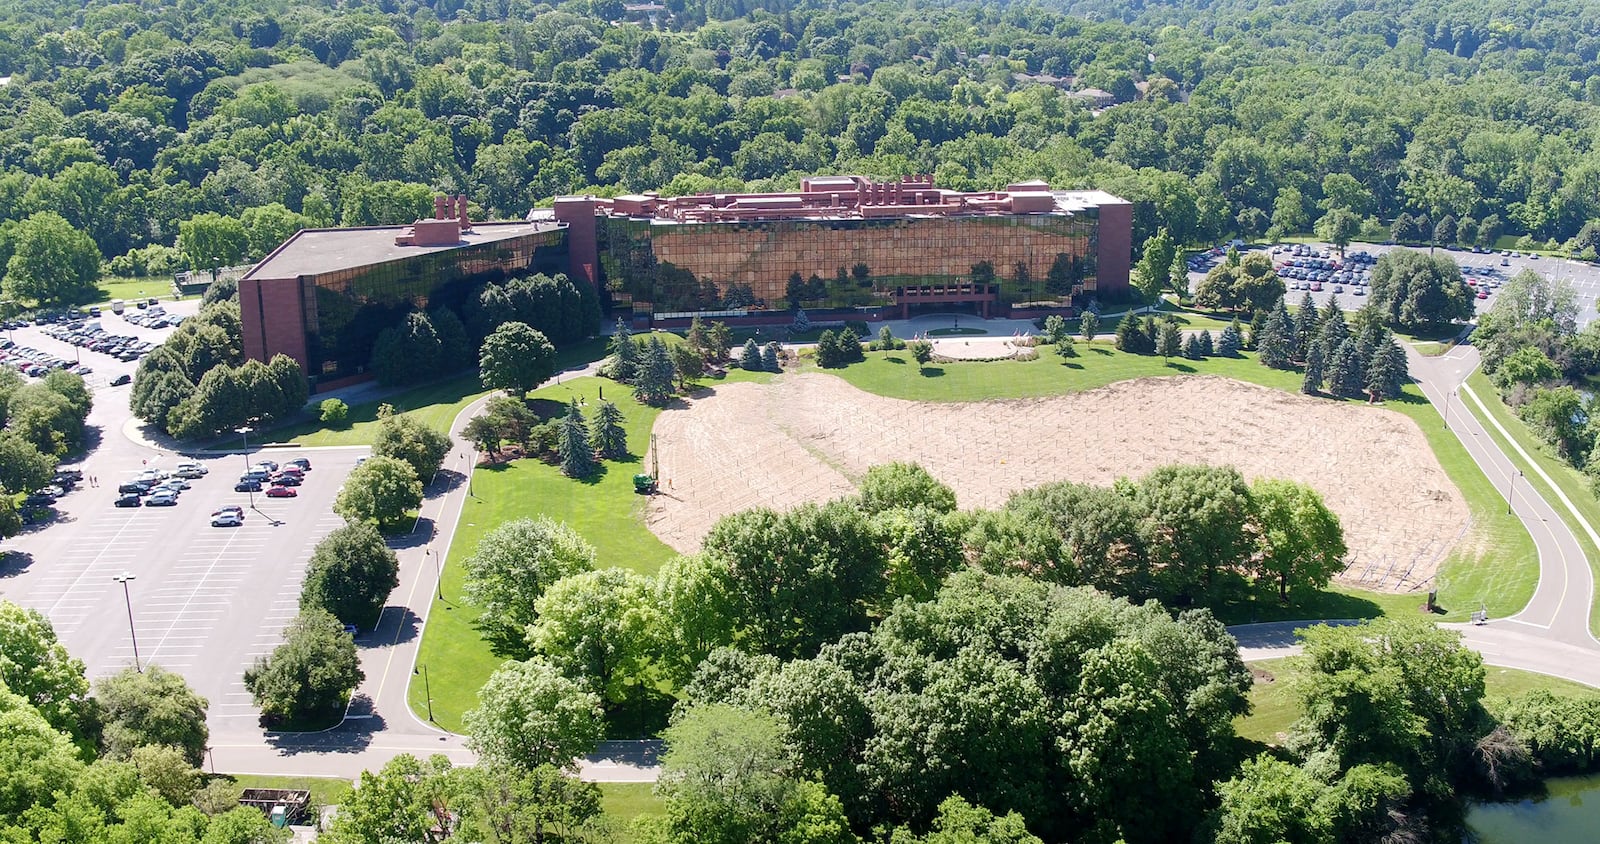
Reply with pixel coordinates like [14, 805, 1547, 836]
[5, 0, 1600, 307]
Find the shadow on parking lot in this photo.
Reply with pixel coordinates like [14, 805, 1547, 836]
[0, 550, 35, 578]
[263, 709, 383, 755]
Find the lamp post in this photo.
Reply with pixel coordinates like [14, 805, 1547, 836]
[235, 425, 253, 471]
[1506, 469, 1523, 515]
[113, 574, 141, 673]
[421, 664, 434, 722]
[428, 548, 442, 601]
[211, 256, 220, 284]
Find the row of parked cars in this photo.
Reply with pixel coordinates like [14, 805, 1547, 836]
[123, 304, 184, 329]
[0, 337, 93, 378]
[115, 461, 209, 507]
[231, 458, 312, 496]
[1273, 246, 1380, 295]
[40, 319, 158, 364]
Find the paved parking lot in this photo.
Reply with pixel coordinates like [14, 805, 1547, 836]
[1188, 243, 1600, 326]
[3, 447, 366, 718]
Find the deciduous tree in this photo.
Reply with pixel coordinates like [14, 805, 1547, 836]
[300, 522, 400, 628]
[243, 608, 364, 723]
[96, 665, 210, 767]
[372, 413, 451, 484]
[462, 517, 595, 657]
[463, 658, 604, 773]
[333, 455, 422, 528]
[479, 321, 556, 399]
[529, 568, 662, 707]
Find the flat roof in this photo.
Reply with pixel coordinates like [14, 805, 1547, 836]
[244, 220, 564, 281]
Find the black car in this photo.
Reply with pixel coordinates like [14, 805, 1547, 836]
[271, 474, 301, 487]
[110, 374, 131, 386]
[287, 458, 312, 472]
[234, 480, 263, 492]
[21, 493, 54, 507]
[114, 494, 142, 508]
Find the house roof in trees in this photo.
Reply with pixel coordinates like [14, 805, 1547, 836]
[244, 220, 564, 281]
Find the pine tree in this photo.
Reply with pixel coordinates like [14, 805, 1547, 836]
[1257, 309, 1293, 369]
[588, 400, 628, 459]
[1198, 330, 1215, 356]
[1302, 339, 1326, 394]
[610, 318, 638, 384]
[1217, 319, 1243, 357]
[1329, 337, 1366, 397]
[1057, 335, 1078, 360]
[1158, 320, 1183, 361]
[632, 336, 675, 406]
[1293, 290, 1319, 361]
[816, 329, 841, 367]
[686, 316, 711, 358]
[1317, 306, 1349, 355]
[559, 400, 597, 478]
[1141, 314, 1159, 352]
[1182, 333, 1203, 359]
[1115, 311, 1145, 353]
[840, 325, 866, 362]
[1247, 308, 1269, 350]
[761, 342, 781, 372]
[740, 337, 762, 370]
[1319, 295, 1344, 328]
[1366, 338, 1408, 401]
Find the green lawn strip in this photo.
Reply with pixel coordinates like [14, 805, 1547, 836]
[222, 773, 354, 809]
[1410, 342, 1448, 357]
[601, 782, 664, 842]
[408, 372, 770, 730]
[90, 276, 197, 307]
[1236, 657, 1600, 746]
[1382, 395, 1538, 624]
[1461, 370, 1600, 636]
[259, 337, 613, 447]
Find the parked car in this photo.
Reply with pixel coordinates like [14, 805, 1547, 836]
[211, 511, 243, 527]
[211, 505, 244, 519]
[110, 374, 131, 386]
[21, 493, 54, 507]
[271, 474, 301, 487]
[114, 494, 142, 508]
[287, 458, 312, 472]
[265, 485, 298, 498]
[145, 492, 178, 506]
[234, 480, 263, 492]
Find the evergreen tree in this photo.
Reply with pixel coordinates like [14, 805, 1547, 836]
[1080, 310, 1100, 342]
[1141, 314, 1159, 352]
[1182, 333, 1203, 359]
[1247, 308, 1269, 350]
[1366, 338, 1409, 401]
[790, 308, 811, 334]
[840, 325, 866, 362]
[610, 318, 638, 384]
[1293, 290, 1319, 360]
[1158, 320, 1183, 361]
[1257, 308, 1293, 369]
[740, 337, 762, 370]
[1328, 337, 1366, 397]
[816, 329, 842, 367]
[559, 401, 596, 478]
[632, 337, 675, 406]
[1302, 339, 1326, 394]
[1198, 330, 1215, 356]
[1318, 294, 1344, 328]
[1217, 319, 1243, 357]
[761, 342, 781, 372]
[588, 400, 628, 459]
[686, 317, 713, 359]
[1115, 311, 1146, 353]
[1057, 335, 1078, 360]
[1317, 305, 1349, 354]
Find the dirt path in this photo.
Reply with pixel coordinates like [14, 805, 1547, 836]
[646, 373, 1470, 592]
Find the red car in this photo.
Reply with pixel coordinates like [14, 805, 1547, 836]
[265, 486, 297, 498]
[1477, 290, 1489, 299]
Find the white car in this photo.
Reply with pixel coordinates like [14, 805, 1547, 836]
[156, 478, 190, 491]
[210, 511, 243, 527]
[175, 462, 208, 477]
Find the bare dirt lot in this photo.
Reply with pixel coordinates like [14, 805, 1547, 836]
[646, 373, 1471, 592]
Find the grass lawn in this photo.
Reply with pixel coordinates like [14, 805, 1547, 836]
[1236, 657, 1600, 745]
[222, 773, 354, 809]
[90, 276, 197, 307]
[927, 326, 988, 337]
[1461, 371, 1600, 636]
[601, 782, 663, 843]
[408, 370, 771, 730]
[259, 337, 613, 447]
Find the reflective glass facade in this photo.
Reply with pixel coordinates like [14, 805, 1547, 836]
[598, 213, 1098, 314]
[301, 230, 565, 378]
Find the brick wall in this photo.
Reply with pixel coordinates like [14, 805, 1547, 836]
[1096, 201, 1134, 297]
[241, 276, 309, 373]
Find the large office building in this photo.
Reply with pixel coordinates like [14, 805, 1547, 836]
[240, 180, 1130, 388]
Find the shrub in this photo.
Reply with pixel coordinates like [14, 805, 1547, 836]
[319, 398, 349, 426]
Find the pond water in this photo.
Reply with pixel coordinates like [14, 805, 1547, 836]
[1467, 774, 1600, 842]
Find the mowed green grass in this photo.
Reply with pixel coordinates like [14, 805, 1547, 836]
[91, 276, 195, 307]
[1461, 370, 1600, 636]
[601, 783, 664, 843]
[261, 337, 612, 447]
[1236, 657, 1600, 745]
[408, 370, 771, 730]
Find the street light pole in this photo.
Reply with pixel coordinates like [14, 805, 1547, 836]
[428, 548, 442, 601]
[423, 664, 434, 722]
[113, 574, 141, 673]
[1443, 389, 1453, 429]
[1506, 469, 1522, 514]
[235, 425, 253, 471]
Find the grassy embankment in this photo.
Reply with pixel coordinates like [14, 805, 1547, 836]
[1460, 370, 1600, 637]
[1236, 657, 1600, 745]
[407, 369, 772, 730]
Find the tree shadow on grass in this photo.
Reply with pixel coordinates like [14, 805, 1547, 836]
[604, 690, 674, 740]
[1212, 588, 1385, 627]
[1090, 347, 1113, 356]
[1165, 362, 1197, 373]
[919, 367, 946, 378]
[1059, 361, 1083, 370]
[885, 356, 907, 365]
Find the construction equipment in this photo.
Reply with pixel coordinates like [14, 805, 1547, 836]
[634, 433, 660, 494]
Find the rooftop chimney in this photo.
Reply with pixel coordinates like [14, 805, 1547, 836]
[456, 195, 472, 232]
[434, 196, 449, 220]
